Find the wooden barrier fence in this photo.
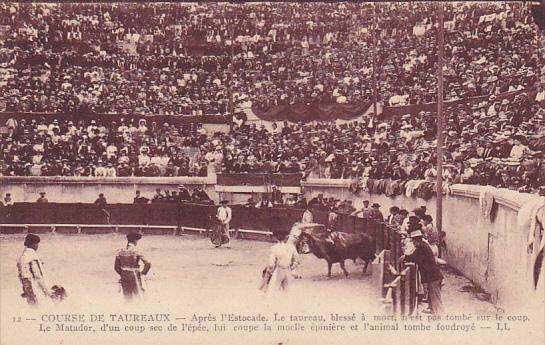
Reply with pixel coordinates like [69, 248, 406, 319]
[372, 222, 419, 316]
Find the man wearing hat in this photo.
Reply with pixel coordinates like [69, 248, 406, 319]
[17, 234, 52, 305]
[177, 184, 191, 202]
[213, 200, 232, 248]
[369, 203, 384, 222]
[403, 223, 444, 315]
[114, 232, 151, 300]
[36, 192, 48, 203]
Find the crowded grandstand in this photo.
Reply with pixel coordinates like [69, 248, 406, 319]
[1, 2, 544, 194]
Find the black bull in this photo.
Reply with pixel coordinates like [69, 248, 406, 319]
[296, 227, 376, 277]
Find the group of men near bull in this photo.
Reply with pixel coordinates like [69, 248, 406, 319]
[294, 203, 445, 315]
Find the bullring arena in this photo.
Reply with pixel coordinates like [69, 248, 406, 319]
[1, 2, 545, 345]
[1, 180, 543, 345]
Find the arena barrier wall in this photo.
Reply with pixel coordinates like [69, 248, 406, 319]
[302, 179, 545, 311]
[1, 176, 543, 310]
[0, 202, 333, 235]
[0, 176, 218, 204]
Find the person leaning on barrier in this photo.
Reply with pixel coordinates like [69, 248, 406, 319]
[244, 197, 257, 208]
[94, 193, 111, 223]
[387, 206, 400, 225]
[36, 191, 48, 203]
[177, 184, 192, 202]
[256, 195, 273, 208]
[133, 190, 149, 204]
[2, 193, 14, 206]
[351, 200, 371, 218]
[94, 193, 107, 207]
[294, 194, 307, 209]
[401, 224, 445, 315]
[152, 188, 164, 203]
[369, 203, 384, 222]
[114, 233, 151, 300]
[192, 185, 212, 204]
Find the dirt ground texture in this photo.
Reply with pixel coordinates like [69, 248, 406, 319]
[0, 233, 534, 345]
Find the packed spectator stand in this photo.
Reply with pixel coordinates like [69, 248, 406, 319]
[1, 3, 542, 115]
[1, 2, 544, 195]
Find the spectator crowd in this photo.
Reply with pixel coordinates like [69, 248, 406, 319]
[0, 2, 543, 115]
[1, 2, 544, 195]
[2, 97, 544, 193]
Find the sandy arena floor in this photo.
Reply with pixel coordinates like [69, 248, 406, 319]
[0, 233, 503, 345]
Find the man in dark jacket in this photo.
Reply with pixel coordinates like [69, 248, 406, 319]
[177, 185, 192, 202]
[369, 203, 384, 222]
[133, 190, 149, 204]
[94, 193, 110, 223]
[192, 185, 212, 204]
[114, 233, 151, 300]
[404, 225, 444, 315]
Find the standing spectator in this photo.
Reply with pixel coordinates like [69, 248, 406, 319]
[94, 193, 107, 207]
[256, 195, 273, 208]
[308, 193, 325, 209]
[369, 203, 385, 222]
[152, 188, 164, 203]
[94, 193, 110, 223]
[36, 192, 48, 203]
[403, 224, 444, 315]
[422, 214, 441, 259]
[133, 190, 149, 204]
[294, 194, 308, 209]
[192, 185, 212, 204]
[2, 193, 14, 206]
[394, 209, 409, 227]
[177, 185, 192, 202]
[386, 206, 400, 225]
[270, 185, 283, 205]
